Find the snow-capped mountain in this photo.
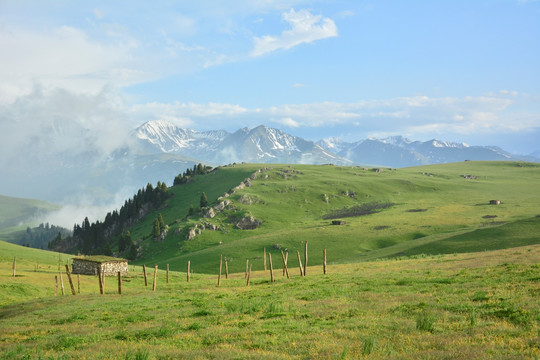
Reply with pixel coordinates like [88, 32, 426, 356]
[137, 120, 534, 168]
[214, 125, 349, 164]
[135, 121, 350, 165]
[317, 136, 519, 167]
[134, 120, 228, 157]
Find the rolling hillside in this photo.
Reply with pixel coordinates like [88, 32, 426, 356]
[0, 195, 60, 238]
[121, 161, 540, 274]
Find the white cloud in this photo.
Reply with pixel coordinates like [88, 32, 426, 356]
[0, 87, 132, 169]
[251, 8, 338, 57]
[130, 93, 539, 140]
[0, 25, 144, 104]
[277, 117, 300, 127]
[131, 101, 248, 119]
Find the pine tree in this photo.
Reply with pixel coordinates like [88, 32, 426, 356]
[125, 231, 132, 246]
[103, 241, 113, 256]
[118, 233, 126, 252]
[200, 192, 208, 208]
[158, 213, 165, 230]
[188, 204, 195, 216]
[152, 218, 161, 238]
[128, 244, 138, 260]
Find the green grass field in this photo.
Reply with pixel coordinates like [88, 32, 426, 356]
[0, 240, 538, 359]
[1, 161, 539, 359]
[127, 161, 540, 274]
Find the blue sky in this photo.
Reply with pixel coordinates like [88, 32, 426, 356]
[1, 0, 539, 154]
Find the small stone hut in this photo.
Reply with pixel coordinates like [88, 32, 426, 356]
[72, 256, 128, 276]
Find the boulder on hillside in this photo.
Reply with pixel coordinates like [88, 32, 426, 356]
[204, 208, 216, 218]
[235, 216, 262, 230]
[238, 194, 259, 205]
[214, 200, 232, 211]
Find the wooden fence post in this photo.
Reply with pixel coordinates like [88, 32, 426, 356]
[54, 275, 58, 296]
[282, 252, 288, 277]
[166, 264, 169, 284]
[118, 271, 122, 295]
[77, 274, 80, 294]
[143, 264, 148, 287]
[12, 256, 16, 277]
[98, 270, 104, 295]
[264, 248, 267, 274]
[281, 251, 290, 279]
[60, 272, 65, 296]
[304, 240, 308, 276]
[247, 264, 252, 286]
[65, 265, 76, 295]
[218, 255, 223, 287]
[153, 265, 158, 292]
[187, 261, 191, 282]
[245, 259, 249, 279]
[225, 257, 229, 279]
[296, 250, 304, 277]
[268, 253, 274, 283]
[323, 248, 327, 275]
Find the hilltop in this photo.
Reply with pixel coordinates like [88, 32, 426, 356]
[99, 161, 540, 274]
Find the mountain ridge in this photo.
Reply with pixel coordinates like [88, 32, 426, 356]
[135, 119, 536, 168]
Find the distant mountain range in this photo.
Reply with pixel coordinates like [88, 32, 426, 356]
[316, 136, 526, 168]
[135, 120, 537, 168]
[135, 120, 348, 165]
[2, 119, 538, 205]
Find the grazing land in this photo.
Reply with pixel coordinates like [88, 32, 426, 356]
[1, 161, 539, 359]
[0, 240, 539, 359]
[128, 161, 540, 274]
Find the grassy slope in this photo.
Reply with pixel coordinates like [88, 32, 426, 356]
[0, 240, 538, 359]
[0, 195, 59, 235]
[0, 241, 74, 306]
[132, 161, 540, 274]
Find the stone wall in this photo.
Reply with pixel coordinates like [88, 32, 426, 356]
[72, 259, 129, 276]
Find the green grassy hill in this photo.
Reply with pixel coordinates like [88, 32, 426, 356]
[1, 239, 538, 359]
[0, 194, 60, 242]
[124, 161, 540, 274]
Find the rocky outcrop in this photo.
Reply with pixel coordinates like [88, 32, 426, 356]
[185, 222, 221, 240]
[155, 225, 169, 241]
[204, 208, 216, 218]
[238, 194, 259, 205]
[186, 168, 270, 239]
[235, 216, 261, 230]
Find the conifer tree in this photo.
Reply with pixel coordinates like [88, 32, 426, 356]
[188, 204, 195, 216]
[200, 192, 208, 208]
[128, 244, 138, 260]
[119, 233, 126, 252]
[103, 242, 113, 256]
[152, 218, 161, 238]
[158, 213, 165, 230]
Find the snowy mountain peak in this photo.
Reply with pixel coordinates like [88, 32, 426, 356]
[134, 120, 228, 154]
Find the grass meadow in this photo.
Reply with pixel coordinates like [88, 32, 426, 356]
[1, 161, 539, 358]
[0, 240, 539, 359]
[133, 162, 540, 274]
